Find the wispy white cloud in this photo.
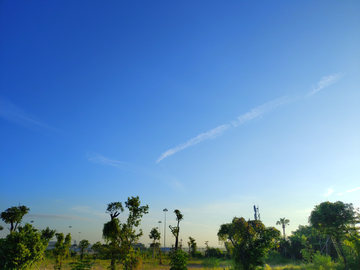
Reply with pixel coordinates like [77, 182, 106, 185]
[156, 124, 230, 162]
[157, 97, 292, 162]
[325, 188, 334, 196]
[231, 97, 292, 127]
[71, 206, 92, 213]
[87, 152, 139, 174]
[0, 97, 53, 130]
[156, 73, 342, 162]
[87, 152, 124, 168]
[307, 73, 343, 97]
[337, 186, 360, 195]
[27, 213, 93, 222]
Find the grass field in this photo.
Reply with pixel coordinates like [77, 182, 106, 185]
[32, 257, 343, 270]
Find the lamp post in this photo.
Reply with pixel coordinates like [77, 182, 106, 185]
[163, 208, 168, 251]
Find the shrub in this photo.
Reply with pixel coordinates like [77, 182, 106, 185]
[170, 250, 188, 270]
[201, 258, 219, 268]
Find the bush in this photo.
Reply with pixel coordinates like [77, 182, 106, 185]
[307, 252, 337, 270]
[265, 250, 292, 265]
[201, 258, 219, 268]
[193, 251, 203, 259]
[205, 247, 224, 259]
[170, 250, 188, 270]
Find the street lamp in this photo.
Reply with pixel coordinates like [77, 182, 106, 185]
[163, 208, 168, 251]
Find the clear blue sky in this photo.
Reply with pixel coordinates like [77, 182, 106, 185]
[1, 1, 359, 247]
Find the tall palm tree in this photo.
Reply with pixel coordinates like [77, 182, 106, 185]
[276, 218, 290, 240]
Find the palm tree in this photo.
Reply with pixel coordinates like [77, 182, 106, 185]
[276, 218, 290, 240]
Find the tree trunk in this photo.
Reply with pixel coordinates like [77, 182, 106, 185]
[282, 225, 285, 240]
[158, 245, 162, 265]
[336, 239, 348, 270]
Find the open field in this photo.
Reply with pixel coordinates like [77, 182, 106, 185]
[32, 257, 345, 270]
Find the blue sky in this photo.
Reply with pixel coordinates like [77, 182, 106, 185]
[1, 1, 359, 247]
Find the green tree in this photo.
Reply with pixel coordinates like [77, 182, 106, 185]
[0, 205, 30, 233]
[218, 217, 280, 270]
[188, 237, 197, 257]
[0, 223, 49, 269]
[103, 201, 124, 270]
[53, 232, 72, 270]
[149, 227, 161, 259]
[103, 196, 149, 270]
[169, 249, 188, 270]
[41, 226, 56, 241]
[309, 201, 358, 269]
[276, 217, 290, 240]
[79, 239, 90, 260]
[91, 241, 103, 256]
[169, 209, 183, 251]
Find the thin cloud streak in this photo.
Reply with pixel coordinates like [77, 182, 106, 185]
[325, 188, 334, 196]
[27, 213, 93, 222]
[157, 97, 292, 162]
[71, 206, 92, 213]
[87, 152, 139, 173]
[307, 73, 343, 97]
[156, 124, 230, 162]
[0, 97, 53, 130]
[156, 73, 341, 162]
[337, 186, 360, 195]
[231, 97, 292, 127]
[87, 152, 124, 168]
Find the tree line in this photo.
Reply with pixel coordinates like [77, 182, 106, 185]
[0, 198, 359, 270]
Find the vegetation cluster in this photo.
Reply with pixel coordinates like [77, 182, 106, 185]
[0, 199, 359, 270]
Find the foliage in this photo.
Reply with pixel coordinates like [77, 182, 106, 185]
[205, 247, 224, 259]
[0, 205, 30, 232]
[218, 217, 280, 270]
[264, 250, 292, 266]
[149, 227, 162, 264]
[79, 239, 90, 260]
[53, 232, 72, 270]
[41, 226, 56, 241]
[70, 259, 93, 270]
[102, 196, 149, 270]
[201, 257, 220, 268]
[309, 201, 358, 241]
[309, 201, 358, 268]
[169, 249, 188, 270]
[287, 225, 336, 260]
[169, 209, 184, 250]
[276, 218, 290, 240]
[188, 236, 197, 257]
[91, 241, 103, 252]
[311, 252, 337, 270]
[0, 223, 49, 269]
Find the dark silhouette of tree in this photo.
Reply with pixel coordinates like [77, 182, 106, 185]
[169, 209, 183, 250]
[0, 205, 29, 233]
